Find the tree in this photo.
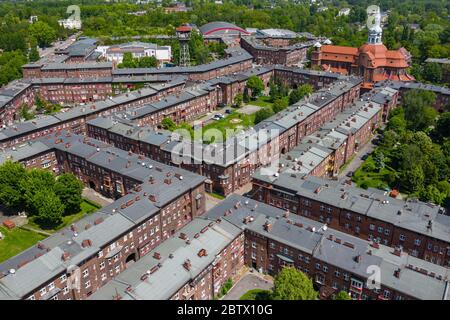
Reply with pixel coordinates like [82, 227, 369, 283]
[434, 112, 450, 141]
[399, 165, 425, 193]
[254, 107, 274, 124]
[272, 267, 317, 300]
[118, 52, 137, 68]
[234, 93, 243, 108]
[289, 84, 313, 105]
[138, 56, 158, 68]
[28, 47, 40, 62]
[20, 169, 56, 215]
[33, 191, 64, 228]
[420, 185, 446, 205]
[403, 89, 437, 132]
[29, 21, 57, 48]
[161, 117, 176, 131]
[54, 173, 84, 214]
[243, 88, 250, 103]
[334, 291, 352, 300]
[0, 161, 28, 210]
[272, 98, 288, 113]
[246, 76, 264, 99]
[422, 62, 443, 83]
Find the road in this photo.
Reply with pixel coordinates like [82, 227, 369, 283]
[38, 32, 81, 58]
[337, 134, 379, 180]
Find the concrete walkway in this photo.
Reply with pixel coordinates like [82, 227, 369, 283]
[337, 134, 379, 180]
[223, 272, 274, 300]
[82, 188, 113, 207]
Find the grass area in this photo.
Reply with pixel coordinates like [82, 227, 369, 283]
[207, 192, 226, 200]
[0, 226, 46, 263]
[25, 199, 101, 234]
[240, 289, 272, 300]
[352, 155, 395, 190]
[198, 111, 256, 143]
[247, 96, 274, 108]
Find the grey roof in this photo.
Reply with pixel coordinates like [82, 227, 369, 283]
[88, 217, 242, 300]
[0, 132, 206, 298]
[376, 81, 450, 96]
[205, 194, 450, 300]
[41, 62, 112, 71]
[252, 172, 449, 243]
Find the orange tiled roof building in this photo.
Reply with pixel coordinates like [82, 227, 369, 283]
[311, 8, 414, 90]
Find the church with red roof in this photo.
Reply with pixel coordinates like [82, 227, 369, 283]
[311, 8, 414, 90]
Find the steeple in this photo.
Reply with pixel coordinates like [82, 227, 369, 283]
[367, 5, 383, 44]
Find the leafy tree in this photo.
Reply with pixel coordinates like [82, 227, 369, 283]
[0, 161, 28, 210]
[403, 89, 437, 132]
[254, 107, 274, 124]
[272, 98, 288, 113]
[422, 62, 443, 83]
[161, 117, 176, 131]
[433, 112, 450, 141]
[33, 191, 64, 229]
[118, 52, 137, 68]
[19, 104, 35, 121]
[20, 169, 56, 216]
[54, 173, 84, 214]
[243, 88, 250, 103]
[29, 21, 57, 48]
[272, 267, 317, 300]
[334, 291, 352, 300]
[399, 165, 425, 193]
[28, 47, 40, 62]
[247, 76, 264, 99]
[138, 56, 158, 68]
[420, 185, 446, 205]
[234, 93, 243, 108]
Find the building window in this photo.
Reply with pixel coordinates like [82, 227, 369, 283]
[414, 239, 421, 246]
[40, 287, 47, 296]
[383, 290, 390, 299]
[399, 234, 406, 241]
[335, 270, 340, 277]
[85, 281, 91, 289]
[369, 224, 375, 231]
[343, 273, 349, 281]
[377, 227, 383, 233]
[60, 275, 67, 283]
[63, 287, 69, 295]
[82, 269, 89, 278]
[315, 263, 321, 270]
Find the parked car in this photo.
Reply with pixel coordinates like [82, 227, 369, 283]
[346, 171, 354, 178]
[361, 154, 369, 160]
[218, 103, 226, 108]
[225, 109, 232, 114]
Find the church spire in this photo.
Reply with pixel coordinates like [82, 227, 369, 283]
[367, 5, 383, 44]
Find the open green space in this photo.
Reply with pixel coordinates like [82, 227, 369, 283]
[352, 155, 395, 190]
[0, 226, 46, 263]
[198, 111, 256, 143]
[25, 199, 101, 234]
[247, 96, 275, 108]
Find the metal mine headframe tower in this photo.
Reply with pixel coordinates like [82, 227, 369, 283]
[176, 24, 192, 67]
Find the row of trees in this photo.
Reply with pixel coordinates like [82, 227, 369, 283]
[118, 52, 158, 68]
[253, 77, 313, 124]
[0, 161, 84, 229]
[372, 89, 450, 207]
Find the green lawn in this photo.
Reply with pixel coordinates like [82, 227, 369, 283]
[0, 226, 46, 263]
[247, 96, 274, 108]
[26, 199, 101, 233]
[207, 192, 226, 200]
[198, 111, 256, 143]
[240, 289, 272, 300]
[352, 155, 395, 190]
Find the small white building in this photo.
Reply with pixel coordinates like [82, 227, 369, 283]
[338, 8, 351, 17]
[29, 16, 38, 24]
[58, 18, 82, 30]
[96, 42, 172, 64]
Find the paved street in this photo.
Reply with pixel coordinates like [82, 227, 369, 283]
[337, 134, 379, 180]
[223, 272, 274, 300]
[38, 32, 81, 58]
[205, 193, 223, 211]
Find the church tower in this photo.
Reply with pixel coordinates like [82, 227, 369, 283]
[367, 6, 383, 44]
